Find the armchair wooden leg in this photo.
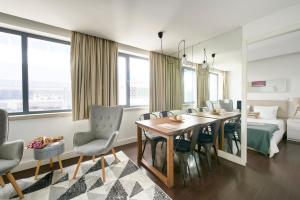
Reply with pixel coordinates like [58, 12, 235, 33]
[101, 155, 106, 182]
[34, 160, 42, 180]
[6, 172, 24, 199]
[0, 176, 4, 187]
[50, 158, 53, 169]
[92, 155, 96, 162]
[73, 155, 83, 179]
[57, 156, 64, 173]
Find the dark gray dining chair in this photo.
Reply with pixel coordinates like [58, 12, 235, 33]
[73, 105, 123, 182]
[0, 109, 24, 199]
[187, 108, 198, 113]
[139, 113, 166, 166]
[196, 120, 221, 170]
[173, 125, 202, 186]
[159, 111, 174, 118]
[224, 116, 241, 155]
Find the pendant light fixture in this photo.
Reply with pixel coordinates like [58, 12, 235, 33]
[158, 31, 188, 65]
[202, 48, 216, 70]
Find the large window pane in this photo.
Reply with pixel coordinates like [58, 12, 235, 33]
[209, 73, 218, 101]
[118, 56, 127, 105]
[28, 38, 71, 111]
[183, 68, 196, 103]
[129, 57, 149, 106]
[0, 32, 22, 113]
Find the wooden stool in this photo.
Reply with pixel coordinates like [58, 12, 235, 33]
[33, 141, 64, 180]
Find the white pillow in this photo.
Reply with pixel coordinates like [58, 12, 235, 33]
[253, 106, 278, 120]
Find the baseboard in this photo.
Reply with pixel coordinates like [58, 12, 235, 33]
[13, 137, 138, 172]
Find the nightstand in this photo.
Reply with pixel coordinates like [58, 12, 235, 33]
[287, 118, 300, 142]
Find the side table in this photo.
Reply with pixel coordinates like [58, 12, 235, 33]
[33, 141, 64, 180]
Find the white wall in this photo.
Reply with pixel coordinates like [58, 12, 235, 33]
[247, 52, 300, 101]
[244, 3, 300, 117]
[227, 65, 242, 107]
[10, 108, 148, 172]
[0, 12, 70, 41]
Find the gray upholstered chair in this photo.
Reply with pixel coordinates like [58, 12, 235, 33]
[219, 99, 234, 112]
[72, 105, 123, 181]
[206, 100, 215, 111]
[0, 109, 24, 199]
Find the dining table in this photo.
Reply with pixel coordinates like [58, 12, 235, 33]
[135, 114, 217, 188]
[189, 112, 241, 150]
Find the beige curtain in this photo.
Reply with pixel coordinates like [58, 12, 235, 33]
[150, 52, 181, 112]
[223, 71, 229, 99]
[196, 64, 209, 107]
[71, 32, 118, 120]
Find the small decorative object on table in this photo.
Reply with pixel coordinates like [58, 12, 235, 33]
[27, 136, 63, 149]
[27, 136, 65, 180]
[169, 115, 183, 122]
[211, 109, 220, 115]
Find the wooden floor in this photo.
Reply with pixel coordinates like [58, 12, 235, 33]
[7, 140, 300, 200]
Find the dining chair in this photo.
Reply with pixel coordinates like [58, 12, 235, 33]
[73, 105, 123, 182]
[224, 116, 241, 155]
[0, 109, 24, 199]
[173, 125, 202, 186]
[206, 100, 215, 111]
[139, 113, 166, 166]
[186, 108, 198, 113]
[219, 99, 234, 112]
[159, 111, 174, 118]
[196, 120, 220, 170]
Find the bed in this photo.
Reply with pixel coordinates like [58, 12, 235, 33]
[247, 100, 288, 158]
[247, 118, 286, 157]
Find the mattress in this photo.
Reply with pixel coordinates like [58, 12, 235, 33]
[247, 118, 286, 158]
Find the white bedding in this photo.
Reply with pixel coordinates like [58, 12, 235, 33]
[247, 118, 286, 158]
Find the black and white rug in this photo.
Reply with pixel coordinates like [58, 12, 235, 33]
[0, 151, 172, 200]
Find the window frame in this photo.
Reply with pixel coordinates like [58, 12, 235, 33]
[0, 27, 71, 115]
[182, 66, 196, 104]
[117, 52, 149, 108]
[209, 72, 219, 102]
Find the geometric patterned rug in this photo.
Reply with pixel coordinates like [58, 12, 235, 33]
[0, 151, 172, 200]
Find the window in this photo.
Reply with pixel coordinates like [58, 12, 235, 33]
[0, 31, 22, 113]
[183, 67, 196, 104]
[27, 38, 71, 111]
[0, 27, 71, 114]
[117, 56, 127, 106]
[117, 53, 149, 107]
[209, 73, 219, 101]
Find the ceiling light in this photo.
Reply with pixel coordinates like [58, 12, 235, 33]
[202, 48, 216, 70]
[158, 32, 188, 65]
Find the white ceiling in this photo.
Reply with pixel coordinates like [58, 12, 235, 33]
[248, 30, 300, 62]
[0, 0, 299, 53]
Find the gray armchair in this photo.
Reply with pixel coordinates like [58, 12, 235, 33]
[72, 105, 123, 181]
[206, 100, 215, 111]
[219, 99, 234, 112]
[0, 109, 24, 199]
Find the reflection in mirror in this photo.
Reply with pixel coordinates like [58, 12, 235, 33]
[178, 28, 243, 158]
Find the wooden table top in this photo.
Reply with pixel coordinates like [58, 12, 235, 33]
[135, 114, 217, 136]
[190, 112, 241, 120]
